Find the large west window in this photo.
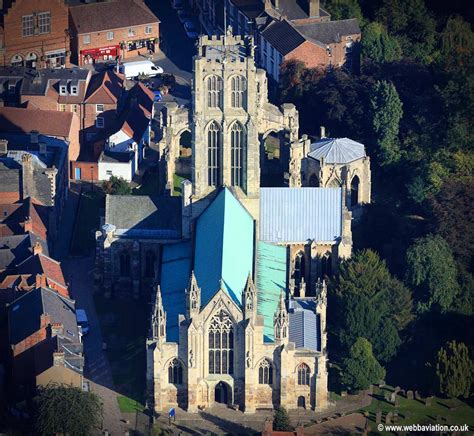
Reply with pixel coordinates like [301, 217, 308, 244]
[208, 310, 234, 375]
[207, 121, 221, 187]
[207, 75, 222, 108]
[230, 75, 246, 108]
[230, 122, 245, 188]
[38, 12, 51, 34]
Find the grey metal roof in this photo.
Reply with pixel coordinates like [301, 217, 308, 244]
[308, 137, 366, 164]
[259, 188, 342, 243]
[105, 195, 181, 237]
[295, 18, 360, 45]
[260, 19, 306, 56]
[289, 298, 321, 351]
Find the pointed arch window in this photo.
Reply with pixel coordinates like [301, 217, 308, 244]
[258, 359, 273, 385]
[230, 122, 246, 188]
[208, 310, 234, 375]
[231, 75, 246, 108]
[297, 363, 310, 386]
[321, 253, 332, 277]
[207, 75, 222, 108]
[168, 359, 183, 385]
[350, 175, 360, 206]
[207, 121, 221, 187]
[294, 252, 305, 288]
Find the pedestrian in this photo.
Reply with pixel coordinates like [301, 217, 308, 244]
[138, 50, 141, 57]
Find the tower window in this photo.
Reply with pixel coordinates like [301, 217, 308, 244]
[258, 359, 273, 385]
[168, 359, 183, 385]
[230, 122, 245, 189]
[207, 75, 222, 108]
[230, 75, 246, 108]
[297, 363, 310, 386]
[207, 121, 221, 187]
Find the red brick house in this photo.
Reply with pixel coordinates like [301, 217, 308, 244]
[69, 0, 160, 66]
[0, 0, 70, 68]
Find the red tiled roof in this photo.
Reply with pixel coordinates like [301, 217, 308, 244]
[85, 70, 124, 104]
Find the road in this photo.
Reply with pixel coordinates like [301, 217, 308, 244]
[64, 256, 124, 435]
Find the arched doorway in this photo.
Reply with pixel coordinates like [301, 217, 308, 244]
[297, 396, 306, 408]
[11, 54, 23, 66]
[350, 175, 360, 206]
[25, 52, 38, 68]
[214, 382, 229, 405]
[260, 131, 284, 187]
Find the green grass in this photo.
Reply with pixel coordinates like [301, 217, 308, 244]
[70, 190, 104, 255]
[93, 294, 148, 404]
[117, 396, 145, 413]
[359, 386, 474, 429]
[172, 173, 186, 196]
[133, 170, 160, 196]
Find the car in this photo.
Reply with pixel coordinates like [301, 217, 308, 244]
[76, 309, 90, 336]
[153, 90, 163, 102]
[177, 9, 191, 23]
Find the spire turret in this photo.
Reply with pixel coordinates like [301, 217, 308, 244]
[152, 285, 166, 343]
[186, 271, 201, 317]
[274, 291, 289, 343]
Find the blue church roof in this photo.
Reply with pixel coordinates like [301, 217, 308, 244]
[160, 241, 192, 342]
[194, 187, 254, 307]
[308, 137, 366, 164]
[256, 241, 287, 342]
[259, 187, 342, 243]
[288, 298, 321, 351]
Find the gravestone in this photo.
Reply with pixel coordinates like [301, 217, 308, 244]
[415, 391, 422, 401]
[395, 397, 400, 407]
[425, 396, 433, 407]
[407, 390, 414, 400]
[379, 380, 386, 388]
[376, 410, 382, 424]
[385, 412, 392, 424]
[395, 386, 401, 393]
[390, 392, 397, 403]
[341, 391, 347, 397]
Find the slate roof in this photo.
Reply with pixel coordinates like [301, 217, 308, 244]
[256, 242, 287, 342]
[259, 188, 342, 243]
[105, 195, 181, 238]
[0, 233, 48, 271]
[308, 137, 366, 164]
[229, 0, 264, 19]
[194, 188, 254, 307]
[70, 0, 160, 34]
[0, 164, 19, 193]
[0, 107, 75, 138]
[295, 19, 361, 45]
[20, 68, 90, 97]
[260, 19, 306, 55]
[8, 287, 78, 345]
[288, 298, 321, 351]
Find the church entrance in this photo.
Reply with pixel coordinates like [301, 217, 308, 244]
[297, 396, 306, 408]
[214, 382, 229, 405]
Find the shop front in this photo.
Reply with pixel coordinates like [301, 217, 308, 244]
[45, 49, 67, 68]
[122, 37, 157, 58]
[81, 45, 120, 65]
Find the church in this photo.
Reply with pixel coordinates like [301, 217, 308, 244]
[95, 30, 371, 413]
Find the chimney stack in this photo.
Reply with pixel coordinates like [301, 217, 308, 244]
[307, 0, 320, 17]
[35, 273, 47, 288]
[23, 216, 33, 232]
[320, 125, 326, 138]
[33, 241, 43, 255]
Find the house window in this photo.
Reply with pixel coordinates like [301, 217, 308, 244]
[8, 84, 16, 93]
[38, 12, 51, 34]
[168, 359, 183, 385]
[96, 104, 104, 113]
[258, 359, 273, 385]
[207, 121, 221, 187]
[230, 122, 245, 188]
[230, 75, 245, 108]
[22, 15, 34, 37]
[145, 25, 152, 35]
[128, 28, 135, 37]
[206, 75, 222, 108]
[297, 363, 310, 386]
[208, 310, 234, 375]
[59, 104, 67, 112]
[96, 117, 104, 128]
[71, 104, 78, 113]
[83, 34, 91, 44]
[70, 85, 78, 95]
[107, 31, 114, 41]
[106, 170, 112, 176]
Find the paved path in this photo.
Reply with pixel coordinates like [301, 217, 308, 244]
[64, 256, 124, 435]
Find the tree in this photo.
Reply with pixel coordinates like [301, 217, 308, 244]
[369, 80, 403, 165]
[323, 0, 364, 23]
[362, 22, 402, 65]
[440, 15, 474, 70]
[273, 406, 293, 431]
[436, 341, 473, 398]
[341, 338, 385, 391]
[405, 234, 460, 312]
[35, 383, 103, 436]
[102, 175, 132, 195]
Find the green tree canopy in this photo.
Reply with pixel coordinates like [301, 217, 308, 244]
[323, 0, 364, 23]
[405, 234, 460, 312]
[436, 340, 473, 398]
[273, 406, 293, 431]
[341, 338, 386, 391]
[370, 80, 403, 165]
[35, 383, 103, 436]
[102, 175, 132, 195]
[362, 22, 402, 64]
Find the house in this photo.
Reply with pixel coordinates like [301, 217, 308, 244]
[0, 0, 70, 68]
[7, 287, 83, 398]
[0, 66, 26, 107]
[98, 82, 153, 182]
[69, 0, 160, 66]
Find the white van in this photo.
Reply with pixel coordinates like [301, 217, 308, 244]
[119, 60, 163, 80]
[76, 309, 90, 336]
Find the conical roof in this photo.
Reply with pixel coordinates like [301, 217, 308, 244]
[308, 137, 366, 164]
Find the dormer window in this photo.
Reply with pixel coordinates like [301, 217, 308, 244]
[8, 83, 16, 93]
[70, 85, 78, 95]
[59, 85, 67, 95]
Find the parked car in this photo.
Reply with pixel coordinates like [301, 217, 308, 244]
[76, 309, 90, 336]
[184, 20, 198, 39]
[119, 60, 164, 80]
